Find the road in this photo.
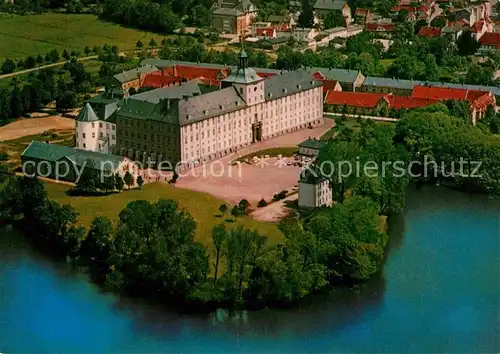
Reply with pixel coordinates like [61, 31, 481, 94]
[324, 112, 398, 122]
[0, 55, 98, 80]
[250, 193, 298, 222]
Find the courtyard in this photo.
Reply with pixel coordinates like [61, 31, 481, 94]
[175, 119, 334, 206]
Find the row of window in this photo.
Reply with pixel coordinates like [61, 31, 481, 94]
[89, 122, 115, 130]
[120, 119, 176, 134]
[77, 132, 115, 140]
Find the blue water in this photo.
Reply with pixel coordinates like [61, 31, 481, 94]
[0, 186, 499, 353]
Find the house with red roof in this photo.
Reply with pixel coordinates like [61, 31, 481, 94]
[418, 26, 442, 38]
[354, 8, 371, 24]
[411, 85, 496, 124]
[478, 31, 500, 50]
[365, 23, 395, 33]
[471, 18, 493, 39]
[322, 80, 342, 93]
[141, 72, 183, 89]
[324, 90, 438, 116]
[140, 64, 231, 90]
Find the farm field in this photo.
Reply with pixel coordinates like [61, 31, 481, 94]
[0, 13, 167, 60]
[45, 182, 284, 247]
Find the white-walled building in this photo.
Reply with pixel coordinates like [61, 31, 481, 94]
[293, 27, 318, 42]
[116, 51, 325, 170]
[298, 168, 333, 208]
[298, 138, 327, 156]
[75, 93, 122, 154]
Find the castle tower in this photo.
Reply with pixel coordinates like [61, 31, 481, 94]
[221, 49, 265, 106]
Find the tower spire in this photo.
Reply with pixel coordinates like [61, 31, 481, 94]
[237, 36, 248, 70]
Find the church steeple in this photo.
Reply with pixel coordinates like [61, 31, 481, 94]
[238, 49, 248, 70]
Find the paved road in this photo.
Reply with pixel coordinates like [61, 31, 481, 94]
[0, 55, 98, 80]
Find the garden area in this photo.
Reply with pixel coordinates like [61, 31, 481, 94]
[44, 181, 283, 246]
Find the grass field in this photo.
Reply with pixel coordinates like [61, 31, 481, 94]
[45, 182, 284, 247]
[0, 13, 168, 60]
[0, 129, 74, 170]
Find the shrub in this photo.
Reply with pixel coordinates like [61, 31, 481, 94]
[272, 190, 288, 201]
[257, 198, 268, 208]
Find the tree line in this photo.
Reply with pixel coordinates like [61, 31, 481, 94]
[0, 44, 137, 126]
[0, 174, 387, 310]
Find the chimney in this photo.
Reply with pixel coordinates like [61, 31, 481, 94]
[283, 88, 287, 93]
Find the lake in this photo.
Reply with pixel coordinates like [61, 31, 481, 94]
[0, 186, 498, 353]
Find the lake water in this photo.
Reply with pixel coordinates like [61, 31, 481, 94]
[0, 186, 499, 353]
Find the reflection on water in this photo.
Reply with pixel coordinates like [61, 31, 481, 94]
[0, 186, 498, 353]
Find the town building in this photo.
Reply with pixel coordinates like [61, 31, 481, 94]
[314, 0, 352, 24]
[365, 22, 396, 34]
[113, 65, 158, 93]
[410, 86, 496, 124]
[307, 67, 365, 91]
[298, 138, 327, 156]
[442, 25, 464, 40]
[267, 14, 295, 29]
[292, 27, 318, 43]
[255, 27, 277, 38]
[360, 77, 425, 95]
[211, 0, 257, 34]
[116, 51, 324, 170]
[212, 8, 248, 35]
[471, 18, 493, 39]
[75, 90, 123, 153]
[298, 167, 333, 208]
[478, 31, 500, 51]
[21, 141, 139, 186]
[354, 8, 371, 24]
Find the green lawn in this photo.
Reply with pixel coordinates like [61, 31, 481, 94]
[0, 129, 75, 170]
[45, 182, 283, 247]
[380, 58, 394, 68]
[0, 13, 168, 60]
[322, 117, 361, 139]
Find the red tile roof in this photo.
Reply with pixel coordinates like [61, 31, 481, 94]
[141, 74, 182, 89]
[324, 91, 387, 108]
[324, 91, 462, 111]
[174, 65, 229, 82]
[418, 26, 441, 37]
[355, 8, 369, 16]
[366, 23, 396, 32]
[411, 86, 495, 110]
[255, 71, 277, 78]
[412, 86, 469, 100]
[322, 80, 341, 92]
[311, 71, 326, 80]
[479, 32, 500, 48]
[272, 24, 289, 32]
[386, 95, 438, 109]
